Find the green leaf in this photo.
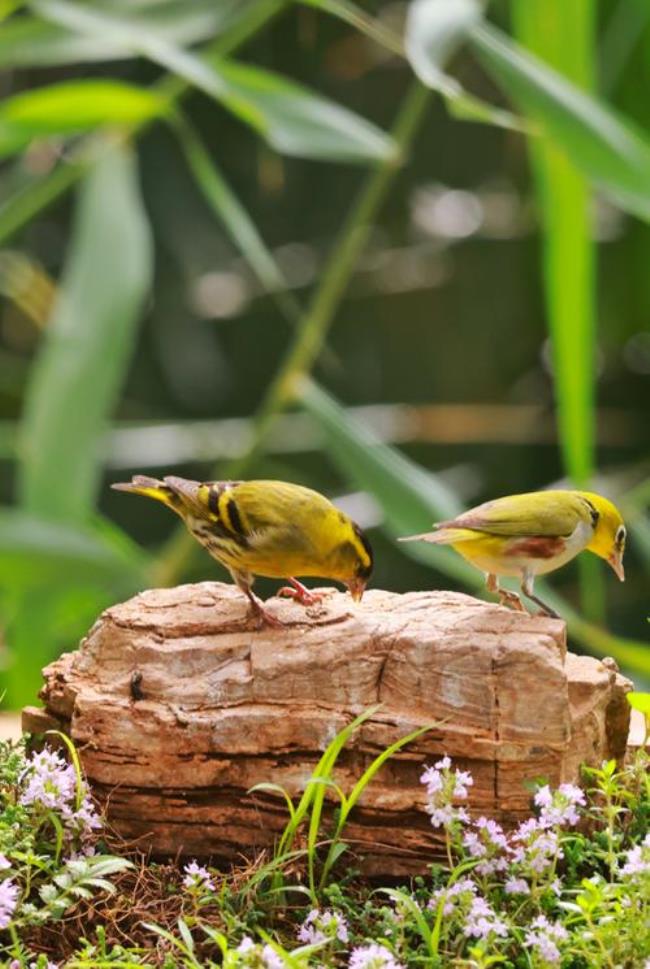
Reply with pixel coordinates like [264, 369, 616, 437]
[0, 1, 247, 68]
[469, 21, 650, 221]
[0, 510, 148, 590]
[627, 692, 650, 716]
[306, 0, 524, 133]
[0, 509, 149, 707]
[0, 80, 167, 157]
[511, 3, 596, 487]
[405, 0, 650, 220]
[19, 144, 153, 522]
[171, 113, 288, 294]
[511, 1, 604, 622]
[0, 0, 283, 244]
[32, 0, 397, 163]
[0, 157, 89, 245]
[202, 57, 398, 163]
[406, 0, 482, 89]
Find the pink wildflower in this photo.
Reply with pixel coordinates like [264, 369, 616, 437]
[0, 879, 19, 929]
[182, 859, 215, 892]
[298, 908, 349, 945]
[348, 943, 404, 969]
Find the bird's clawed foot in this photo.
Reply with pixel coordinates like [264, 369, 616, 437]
[277, 578, 324, 607]
[497, 588, 527, 612]
[245, 591, 286, 629]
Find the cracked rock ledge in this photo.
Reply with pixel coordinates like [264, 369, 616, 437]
[22, 582, 632, 877]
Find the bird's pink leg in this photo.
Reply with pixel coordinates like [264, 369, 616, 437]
[243, 587, 285, 629]
[277, 577, 324, 606]
[486, 573, 526, 612]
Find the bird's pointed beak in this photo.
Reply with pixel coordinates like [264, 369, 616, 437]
[346, 577, 367, 603]
[608, 552, 625, 582]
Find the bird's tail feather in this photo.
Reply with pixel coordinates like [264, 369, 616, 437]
[399, 527, 476, 545]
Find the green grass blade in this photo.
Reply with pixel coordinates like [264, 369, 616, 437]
[319, 722, 437, 888]
[510, 2, 602, 621]
[276, 705, 379, 860]
[511, 1, 595, 486]
[0, 157, 87, 245]
[380, 887, 433, 953]
[18, 143, 153, 522]
[171, 112, 290, 297]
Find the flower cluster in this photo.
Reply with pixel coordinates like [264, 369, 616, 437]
[462, 816, 509, 876]
[0, 877, 19, 930]
[19, 747, 101, 846]
[348, 943, 404, 969]
[510, 819, 562, 875]
[464, 895, 508, 942]
[534, 783, 586, 828]
[620, 832, 650, 879]
[524, 914, 568, 965]
[429, 876, 477, 916]
[420, 755, 473, 828]
[182, 859, 216, 893]
[236, 936, 285, 969]
[298, 907, 349, 945]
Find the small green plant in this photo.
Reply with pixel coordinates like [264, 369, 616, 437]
[2, 701, 649, 966]
[0, 735, 132, 965]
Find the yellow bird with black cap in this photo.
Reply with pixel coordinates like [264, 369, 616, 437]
[112, 476, 373, 627]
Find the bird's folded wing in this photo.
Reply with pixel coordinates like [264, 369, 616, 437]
[437, 492, 581, 538]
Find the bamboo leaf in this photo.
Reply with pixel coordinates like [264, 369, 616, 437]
[0, 509, 149, 706]
[0, 510, 148, 590]
[0, 158, 87, 245]
[32, 0, 397, 164]
[469, 21, 650, 221]
[305, 0, 524, 132]
[19, 144, 153, 522]
[405, 0, 650, 220]
[201, 57, 398, 163]
[511, 1, 602, 620]
[2, 79, 167, 131]
[172, 113, 288, 294]
[406, 0, 482, 89]
[0, 0, 283, 244]
[0, 1, 250, 68]
[0, 80, 167, 157]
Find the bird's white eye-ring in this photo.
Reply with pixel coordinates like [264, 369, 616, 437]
[616, 525, 626, 547]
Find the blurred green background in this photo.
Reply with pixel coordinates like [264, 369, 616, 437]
[1, 0, 650, 707]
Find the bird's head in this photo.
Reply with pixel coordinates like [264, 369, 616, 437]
[334, 519, 374, 602]
[581, 492, 626, 581]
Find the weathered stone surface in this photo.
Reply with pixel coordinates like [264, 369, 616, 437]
[23, 583, 632, 875]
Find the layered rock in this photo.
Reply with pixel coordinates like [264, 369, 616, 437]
[23, 583, 631, 875]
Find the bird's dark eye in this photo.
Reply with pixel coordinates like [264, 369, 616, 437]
[587, 502, 599, 527]
[616, 525, 626, 548]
